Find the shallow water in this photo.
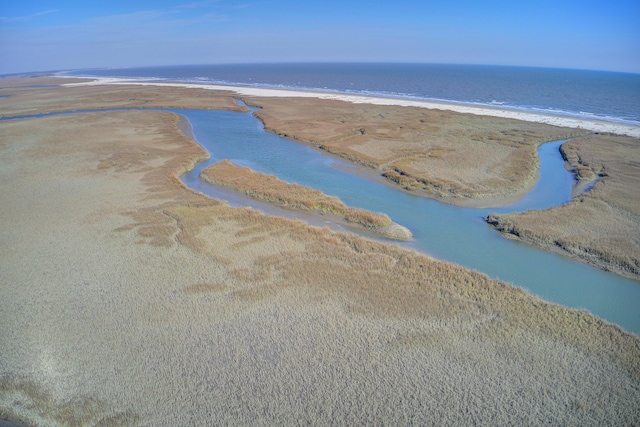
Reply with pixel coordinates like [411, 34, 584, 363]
[176, 108, 640, 335]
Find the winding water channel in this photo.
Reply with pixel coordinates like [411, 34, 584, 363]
[4, 106, 638, 334]
[175, 108, 640, 335]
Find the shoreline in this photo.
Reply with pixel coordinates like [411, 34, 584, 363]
[60, 76, 640, 138]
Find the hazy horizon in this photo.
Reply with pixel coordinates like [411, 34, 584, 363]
[5, 61, 640, 78]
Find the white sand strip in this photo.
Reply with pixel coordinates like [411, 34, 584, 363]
[61, 77, 640, 138]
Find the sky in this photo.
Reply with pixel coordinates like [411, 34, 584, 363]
[1, 0, 639, 75]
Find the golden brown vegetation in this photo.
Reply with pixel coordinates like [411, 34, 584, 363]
[201, 160, 412, 240]
[0, 76, 247, 118]
[243, 96, 588, 205]
[487, 134, 640, 280]
[1, 83, 639, 425]
[0, 376, 140, 427]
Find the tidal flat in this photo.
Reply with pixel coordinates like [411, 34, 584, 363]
[1, 77, 639, 425]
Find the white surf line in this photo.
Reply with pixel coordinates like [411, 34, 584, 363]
[61, 76, 640, 138]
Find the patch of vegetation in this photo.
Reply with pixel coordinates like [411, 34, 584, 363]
[247, 96, 587, 203]
[201, 160, 412, 240]
[0, 375, 140, 427]
[487, 134, 640, 280]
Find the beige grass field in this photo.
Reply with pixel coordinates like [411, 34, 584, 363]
[243, 96, 588, 206]
[1, 82, 639, 425]
[487, 134, 640, 280]
[0, 76, 247, 117]
[201, 160, 412, 240]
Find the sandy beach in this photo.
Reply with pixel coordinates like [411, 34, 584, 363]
[3, 76, 586, 207]
[57, 76, 640, 211]
[1, 78, 639, 425]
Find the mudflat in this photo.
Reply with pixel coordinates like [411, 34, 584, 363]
[1, 79, 639, 425]
[487, 134, 640, 280]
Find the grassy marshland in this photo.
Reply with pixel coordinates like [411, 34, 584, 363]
[201, 160, 412, 240]
[243, 96, 588, 206]
[0, 76, 247, 117]
[1, 80, 638, 425]
[487, 134, 640, 280]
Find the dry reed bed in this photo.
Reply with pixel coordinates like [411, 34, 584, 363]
[243, 96, 588, 205]
[1, 85, 639, 425]
[487, 134, 640, 280]
[201, 159, 412, 240]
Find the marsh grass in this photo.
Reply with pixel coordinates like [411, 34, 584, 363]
[0, 79, 248, 118]
[487, 134, 640, 279]
[2, 87, 639, 426]
[0, 375, 140, 427]
[245, 96, 587, 203]
[201, 160, 412, 240]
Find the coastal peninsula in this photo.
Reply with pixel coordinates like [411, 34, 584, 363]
[1, 77, 639, 425]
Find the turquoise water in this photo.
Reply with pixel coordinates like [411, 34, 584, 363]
[177, 108, 640, 335]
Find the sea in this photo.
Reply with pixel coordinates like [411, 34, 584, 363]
[65, 63, 640, 127]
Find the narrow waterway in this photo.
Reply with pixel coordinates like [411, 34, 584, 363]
[4, 107, 637, 333]
[176, 108, 640, 335]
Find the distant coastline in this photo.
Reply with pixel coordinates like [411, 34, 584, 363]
[60, 76, 640, 138]
[59, 63, 640, 128]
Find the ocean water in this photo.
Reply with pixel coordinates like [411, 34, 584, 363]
[67, 63, 640, 126]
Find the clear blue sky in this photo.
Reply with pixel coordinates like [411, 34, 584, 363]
[1, 0, 639, 75]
